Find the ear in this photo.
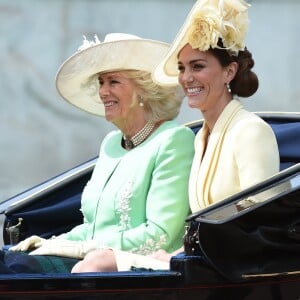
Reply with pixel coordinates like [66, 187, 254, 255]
[224, 62, 238, 83]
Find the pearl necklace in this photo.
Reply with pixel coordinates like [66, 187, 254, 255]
[122, 120, 155, 150]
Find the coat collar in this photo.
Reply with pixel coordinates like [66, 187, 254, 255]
[189, 99, 243, 212]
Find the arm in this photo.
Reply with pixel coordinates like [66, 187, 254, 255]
[149, 246, 185, 262]
[233, 118, 280, 190]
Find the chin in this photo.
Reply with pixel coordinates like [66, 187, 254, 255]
[188, 101, 200, 110]
[104, 114, 113, 122]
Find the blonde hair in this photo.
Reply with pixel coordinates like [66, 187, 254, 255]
[123, 70, 184, 122]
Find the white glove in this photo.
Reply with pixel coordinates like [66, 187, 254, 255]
[9, 235, 46, 252]
[29, 239, 97, 259]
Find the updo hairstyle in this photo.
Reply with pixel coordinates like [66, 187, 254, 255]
[209, 40, 259, 98]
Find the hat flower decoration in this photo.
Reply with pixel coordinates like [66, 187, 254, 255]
[152, 0, 250, 86]
[77, 34, 101, 52]
[187, 0, 250, 56]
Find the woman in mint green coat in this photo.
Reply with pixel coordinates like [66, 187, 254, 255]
[8, 33, 194, 273]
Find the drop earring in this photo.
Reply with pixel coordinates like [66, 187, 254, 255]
[138, 95, 144, 107]
[226, 83, 232, 93]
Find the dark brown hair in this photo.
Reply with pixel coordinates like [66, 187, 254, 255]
[209, 41, 259, 98]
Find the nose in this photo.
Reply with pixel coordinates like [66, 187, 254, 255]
[99, 83, 110, 100]
[179, 69, 194, 85]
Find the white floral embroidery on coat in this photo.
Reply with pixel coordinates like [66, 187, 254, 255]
[131, 235, 167, 255]
[117, 180, 133, 230]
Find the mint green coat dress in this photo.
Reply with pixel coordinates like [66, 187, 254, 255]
[61, 121, 195, 255]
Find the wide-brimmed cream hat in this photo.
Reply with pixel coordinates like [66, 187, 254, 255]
[153, 0, 250, 86]
[56, 33, 171, 116]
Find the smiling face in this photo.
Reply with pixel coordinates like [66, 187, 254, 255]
[178, 44, 236, 118]
[98, 71, 143, 130]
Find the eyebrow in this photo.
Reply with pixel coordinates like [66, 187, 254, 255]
[98, 73, 121, 80]
[178, 58, 207, 65]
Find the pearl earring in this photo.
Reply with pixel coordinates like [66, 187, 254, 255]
[226, 83, 232, 93]
[138, 95, 144, 107]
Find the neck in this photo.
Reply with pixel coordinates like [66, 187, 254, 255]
[118, 115, 148, 139]
[202, 98, 233, 133]
[122, 120, 156, 150]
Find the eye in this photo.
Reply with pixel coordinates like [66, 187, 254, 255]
[192, 63, 205, 70]
[178, 64, 185, 73]
[110, 79, 120, 85]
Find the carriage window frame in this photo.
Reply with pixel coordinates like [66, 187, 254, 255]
[189, 163, 300, 224]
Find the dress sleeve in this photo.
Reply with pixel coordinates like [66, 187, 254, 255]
[233, 118, 280, 190]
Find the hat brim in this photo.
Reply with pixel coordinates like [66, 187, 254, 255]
[56, 39, 170, 116]
[153, 0, 250, 86]
[152, 1, 199, 87]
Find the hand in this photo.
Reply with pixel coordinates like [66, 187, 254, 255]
[9, 235, 46, 252]
[29, 239, 97, 259]
[149, 249, 172, 262]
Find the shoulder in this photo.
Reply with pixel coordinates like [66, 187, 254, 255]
[98, 130, 123, 154]
[228, 110, 279, 158]
[101, 130, 122, 144]
[157, 120, 195, 140]
[142, 121, 194, 158]
[150, 122, 195, 166]
[230, 110, 275, 140]
[153, 121, 195, 151]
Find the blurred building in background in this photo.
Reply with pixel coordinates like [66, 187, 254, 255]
[1, 0, 299, 202]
